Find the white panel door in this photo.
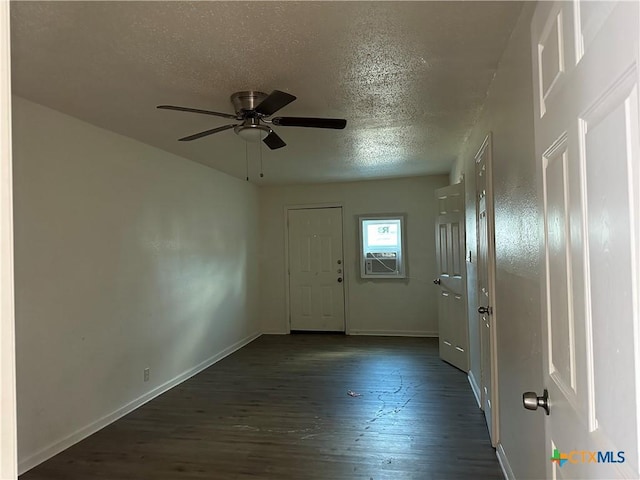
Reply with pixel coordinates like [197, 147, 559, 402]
[288, 207, 345, 332]
[435, 182, 469, 372]
[531, 2, 639, 478]
[475, 134, 499, 446]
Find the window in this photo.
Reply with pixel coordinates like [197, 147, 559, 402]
[359, 215, 406, 278]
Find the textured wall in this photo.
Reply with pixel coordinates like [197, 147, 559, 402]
[451, 3, 545, 478]
[12, 97, 261, 471]
[259, 176, 449, 335]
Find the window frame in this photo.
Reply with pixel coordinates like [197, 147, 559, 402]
[358, 214, 407, 279]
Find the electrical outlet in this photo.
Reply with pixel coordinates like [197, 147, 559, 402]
[144, 368, 150, 382]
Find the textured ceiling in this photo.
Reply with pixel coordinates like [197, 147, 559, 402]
[10, 1, 523, 185]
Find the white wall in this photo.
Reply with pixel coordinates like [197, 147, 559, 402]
[12, 97, 261, 473]
[451, 3, 545, 479]
[259, 176, 448, 335]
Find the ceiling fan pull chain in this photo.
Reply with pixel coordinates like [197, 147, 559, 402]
[245, 141, 249, 181]
[260, 139, 264, 178]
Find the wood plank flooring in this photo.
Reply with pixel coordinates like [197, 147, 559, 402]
[20, 335, 502, 480]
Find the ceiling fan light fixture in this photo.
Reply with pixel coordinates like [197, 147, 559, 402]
[234, 123, 271, 142]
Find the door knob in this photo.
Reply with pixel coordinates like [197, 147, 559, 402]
[523, 389, 550, 415]
[478, 306, 492, 315]
[433, 278, 441, 285]
[337, 277, 343, 283]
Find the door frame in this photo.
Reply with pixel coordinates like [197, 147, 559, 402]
[475, 133, 500, 446]
[0, 0, 18, 477]
[283, 203, 348, 334]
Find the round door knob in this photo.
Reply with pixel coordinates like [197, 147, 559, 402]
[478, 306, 492, 315]
[337, 278, 343, 283]
[433, 278, 441, 285]
[523, 389, 550, 415]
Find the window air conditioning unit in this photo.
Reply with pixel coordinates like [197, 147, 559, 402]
[365, 252, 398, 274]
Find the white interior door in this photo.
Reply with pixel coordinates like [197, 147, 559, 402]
[288, 207, 345, 332]
[531, 2, 640, 478]
[435, 182, 469, 372]
[476, 134, 499, 446]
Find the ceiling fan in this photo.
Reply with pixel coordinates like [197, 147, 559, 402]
[157, 90, 347, 150]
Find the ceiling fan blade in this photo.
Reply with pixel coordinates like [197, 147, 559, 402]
[157, 105, 237, 120]
[178, 124, 237, 141]
[263, 131, 287, 150]
[254, 90, 297, 116]
[272, 117, 347, 129]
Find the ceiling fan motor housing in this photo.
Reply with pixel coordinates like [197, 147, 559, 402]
[231, 91, 268, 116]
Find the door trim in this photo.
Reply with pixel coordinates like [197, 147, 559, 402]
[0, 0, 18, 477]
[283, 203, 348, 334]
[475, 132, 500, 446]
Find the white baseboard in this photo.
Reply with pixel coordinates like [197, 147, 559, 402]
[496, 443, 515, 480]
[254, 330, 438, 337]
[18, 331, 261, 475]
[347, 330, 438, 337]
[468, 370, 481, 408]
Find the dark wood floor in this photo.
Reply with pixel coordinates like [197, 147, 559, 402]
[20, 335, 502, 480]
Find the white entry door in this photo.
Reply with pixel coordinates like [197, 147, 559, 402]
[288, 207, 345, 332]
[475, 134, 499, 446]
[531, 1, 639, 478]
[434, 182, 469, 372]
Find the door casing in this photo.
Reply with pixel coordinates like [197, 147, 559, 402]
[0, 0, 18, 477]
